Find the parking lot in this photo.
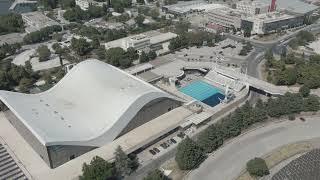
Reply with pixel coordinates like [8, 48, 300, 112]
[155, 38, 248, 70]
[137, 126, 198, 165]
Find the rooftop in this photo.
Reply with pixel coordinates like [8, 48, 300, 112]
[244, 12, 295, 23]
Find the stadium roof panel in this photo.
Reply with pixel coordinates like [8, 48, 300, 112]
[0, 59, 176, 147]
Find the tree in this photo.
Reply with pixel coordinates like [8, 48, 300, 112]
[111, 0, 132, 13]
[24, 61, 33, 73]
[246, 158, 269, 177]
[19, 77, 33, 92]
[265, 49, 274, 61]
[126, 47, 139, 61]
[303, 95, 320, 112]
[135, 15, 145, 27]
[175, 137, 206, 170]
[197, 124, 223, 153]
[59, 0, 75, 9]
[0, 13, 24, 35]
[91, 37, 100, 49]
[37, 45, 51, 62]
[139, 51, 150, 63]
[114, 146, 132, 177]
[71, 38, 92, 56]
[175, 20, 190, 35]
[148, 50, 157, 60]
[79, 156, 116, 180]
[150, 9, 160, 20]
[164, 0, 178, 5]
[299, 85, 310, 97]
[143, 169, 169, 180]
[95, 46, 106, 60]
[105, 47, 131, 68]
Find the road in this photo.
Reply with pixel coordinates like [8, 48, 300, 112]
[188, 116, 320, 180]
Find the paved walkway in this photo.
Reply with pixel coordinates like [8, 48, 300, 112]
[188, 116, 320, 180]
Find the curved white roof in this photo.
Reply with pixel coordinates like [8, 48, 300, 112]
[0, 59, 177, 147]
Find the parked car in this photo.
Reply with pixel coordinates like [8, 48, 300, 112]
[177, 132, 185, 139]
[170, 138, 177, 144]
[160, 142, 169, 149]
[167, 140, 173, 145]
[149, 149, 156, 155]
[300, 117, 306, 122]
[153, 148, 160, 153]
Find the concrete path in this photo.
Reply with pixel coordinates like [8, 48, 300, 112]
[188, 117, 320, 180]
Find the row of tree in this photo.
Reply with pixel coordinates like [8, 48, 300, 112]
[175, 93, 320, 170]
[80, 146, 139, 180]
[96, 46, 157, 69]
[168, 31, 222, 51]
[23, 25, 62, 44]
[76, 25, 128, 43]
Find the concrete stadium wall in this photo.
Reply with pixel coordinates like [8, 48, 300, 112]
[3, 109, 51, 167]
[48, 145, 96, 168]
[117, 98, 181, 138]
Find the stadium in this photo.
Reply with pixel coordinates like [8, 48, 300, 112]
[0, 59, 182, 168]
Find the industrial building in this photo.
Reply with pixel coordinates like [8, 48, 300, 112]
[204, 0, 318, 34]
[206, 7, 243, 30]
[242, 12, 305, 34]
[0, 59, 181, 168]
[104, 31, 177, 52]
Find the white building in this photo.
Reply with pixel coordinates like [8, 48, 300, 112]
[206, 7, 243, 30]
[236, 1, 269, 15]
[125, 34, 151, 51]
[243, 12, 304, 34]
[105, 31, 178, 52]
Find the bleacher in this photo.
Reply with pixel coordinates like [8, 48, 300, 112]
[272, 149, 320, 180]
[205, 71, 245, 92]
[0, 143, 27, 180]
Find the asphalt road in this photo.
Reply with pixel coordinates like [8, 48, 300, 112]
[187, 116, 320, 180]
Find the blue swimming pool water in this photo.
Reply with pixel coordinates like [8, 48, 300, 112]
[179, 81, 225, 107]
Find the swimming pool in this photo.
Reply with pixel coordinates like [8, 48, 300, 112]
[179, 80, 225, 107]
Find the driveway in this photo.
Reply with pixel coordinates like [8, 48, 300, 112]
[188, 117, 320, 180]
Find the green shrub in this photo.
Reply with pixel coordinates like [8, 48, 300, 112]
[246, 157, 269, 177]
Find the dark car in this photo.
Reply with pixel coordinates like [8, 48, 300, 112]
[170, 138, 177, 144]
[160, 142, 169, 149]
[300, 117, 306, 122]
[153, 148, 160, 153]
[177, 132, 185, 139]
[149, 149, 156, 155]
